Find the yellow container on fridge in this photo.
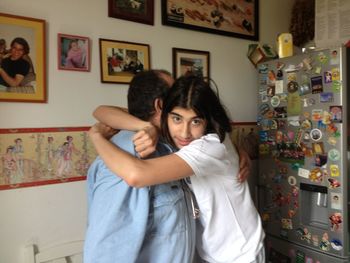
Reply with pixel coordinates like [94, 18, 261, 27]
[277, 33, 293, 58]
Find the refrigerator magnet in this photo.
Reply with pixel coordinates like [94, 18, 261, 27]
[314, 66, 322, 74]
[310, 168, 323, 182]
[317, 51, 329, 64]
[331, 68, 340, 81]
[332, 80, 341, 93]
[320, 232, 330, 251]
[310, 128, 322, 141]
[281, 218, 293, 229]
[328, 178, 341, 189]
[330, 164, 340, 177]
[315, 154, 327, 167]
[270, 96, 280, 107]
[288, 175, 297, 185]
[302, 57, 313, 71]
[284, 64, 298, 73]
[299, 83, 311, 95]
[331, 239, 343, 251]
[275, 80, 284, 93]
[267, 70, 276, 85]
[320, 92, 334, 103]
[327, 136, 337, 145]
[329, 212, 342, 231]
[298, 168, 310, 179]
[330, 49, 340, 65]
[311, 76, 323, 94]
[330, 193, 342, 210]
[312, 234, 320, 247]
[312, 142, 325, 154]
[324, 71, 332, 83]
[328, 149, 340, 161]
[267, 86, 275, 97]
[276, 69, 283, 80]
[301, 119, 312, 129]
[329, 106, 342, 122]
[312, 109, 323, 122]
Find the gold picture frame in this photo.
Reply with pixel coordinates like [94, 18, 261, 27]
[0, 13, 46, 103]
[99, 38, 150, 84]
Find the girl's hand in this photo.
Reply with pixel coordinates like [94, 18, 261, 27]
[133, 125, 159, 158]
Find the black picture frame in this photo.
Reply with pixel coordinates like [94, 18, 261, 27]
[108, 0, 154, 25]
[162, 0, 259, 40]
[172, 48, 210, 79]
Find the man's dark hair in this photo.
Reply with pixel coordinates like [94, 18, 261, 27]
[127, 70, 171, 121]
[11, 37, 30, 54]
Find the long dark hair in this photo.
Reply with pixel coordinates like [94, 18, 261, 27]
[161, 75, 232, 148]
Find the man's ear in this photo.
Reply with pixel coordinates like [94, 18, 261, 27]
[154, 98, 163, 114]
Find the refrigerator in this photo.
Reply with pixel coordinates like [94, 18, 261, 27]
[257, 46, 349, 263]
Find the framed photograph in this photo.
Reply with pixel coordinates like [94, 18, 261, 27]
[0, 127, 97, 190]
[58, 34, 90, 72]
[0, 13, 46, 103]
[99, 38, 150, 84]
[162, 0, 259, 40]
[108, 0, 154, 25]
[229, 122, 259, 160]
[173, 48, 210, 79]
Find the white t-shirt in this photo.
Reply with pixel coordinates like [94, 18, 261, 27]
[175, 133, 265, 263]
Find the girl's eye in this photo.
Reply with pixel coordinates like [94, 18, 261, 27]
[192, 118, 203, 126]
[172, 116, 182, 123]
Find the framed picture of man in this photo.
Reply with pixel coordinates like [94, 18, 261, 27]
[0, 13, 46, 103]
[99, 38, 150, 84]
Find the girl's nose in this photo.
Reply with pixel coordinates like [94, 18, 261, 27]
[180, 124, 190, 139]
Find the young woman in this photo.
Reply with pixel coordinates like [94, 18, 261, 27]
[89, 75, 265, 263]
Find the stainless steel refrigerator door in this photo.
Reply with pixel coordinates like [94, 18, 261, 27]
[257, 47, 348, 259]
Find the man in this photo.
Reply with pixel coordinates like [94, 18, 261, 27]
[84, 70, 195, 263]
[0, 37, 30, 89]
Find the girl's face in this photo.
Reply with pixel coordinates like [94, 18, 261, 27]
[70, 42, 78, 50]
[167, 107, 206, 149]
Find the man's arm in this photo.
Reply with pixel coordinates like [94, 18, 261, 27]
[93, 105, 150, 131]
[236, 146, 251, 183]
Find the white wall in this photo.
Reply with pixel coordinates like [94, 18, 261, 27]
[0, 1, 294, 262]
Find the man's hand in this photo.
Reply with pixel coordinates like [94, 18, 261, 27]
[237, 147, 252, 183]
[89, 123, 117, 140]
[133, 125, 159, 158]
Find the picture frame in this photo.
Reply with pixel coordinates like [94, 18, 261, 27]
[57, 33, 90, 72]
[229, 122, 259, 160]
[0, 13, 46, 103]
[99, 38, 150, 84]
[173, 48, 210, 79]
[162, 0, 259, 40]
[0, 127, 97, 190]
[108, 0, 154, 25]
